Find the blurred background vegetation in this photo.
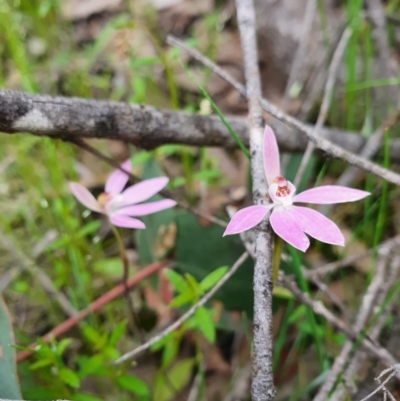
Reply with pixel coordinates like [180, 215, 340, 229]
[1, 0, 400, 400]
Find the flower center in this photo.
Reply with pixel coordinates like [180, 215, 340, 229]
[273, 176, 291, 198]
[97, 192, 112, 211]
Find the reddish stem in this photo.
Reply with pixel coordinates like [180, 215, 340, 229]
[17, 261, 166, 363]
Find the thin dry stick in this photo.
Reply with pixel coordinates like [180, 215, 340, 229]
[278, 273, 398, 369]
[366, 0, 399, 105]
[0, 229, 77, 317]
[281, 0, 317, 112]
[322, 110, 400, 217]
[0, 230, 57, 291]
[312, 247, 390, 401]
[304, 234, 400, 278]
[280, 253, 349, 318]
[235, 0, 275, 399]
[167, 36, 400, 187]
[68, 138, 228, 228]
[293, 27, 352, 187]
[336, 111, 399, 188]
[114, 251, 249, 364]
[222, 363, 252, 401]
[330, 255, 400, 401]
[357, 366, 400, 401]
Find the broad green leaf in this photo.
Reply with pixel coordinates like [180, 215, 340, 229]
[195, 307, 215, 343]
[199, 266, 228, 293]
[0, 295, 22, 399]
[59, 367, 80, 388]
[164, 269, 190, 294]
[153, 358, 194, 401]
[117, 374, 149, 396]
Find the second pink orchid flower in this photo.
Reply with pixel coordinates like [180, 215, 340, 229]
[223, 126, 370, 252]
[69, 160, 176, 229]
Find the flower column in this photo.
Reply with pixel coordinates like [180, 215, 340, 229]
[234, 0, 276, 400]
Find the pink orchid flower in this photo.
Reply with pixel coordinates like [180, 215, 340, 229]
[223, 126, 370, 252]
[69, 160, 176, 229]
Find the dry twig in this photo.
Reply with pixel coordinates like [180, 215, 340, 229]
[114, 252, 249, 364]
[304, 234, 400, 279]
[293, 27, 352, 187]
[312, 245, 391, 401]
[167, 36, 400, 187]
[281, 0, 317, 112]
[329, 254, 400, 400]
[0, 229, 76, 318]
[278, 273, 398, 369]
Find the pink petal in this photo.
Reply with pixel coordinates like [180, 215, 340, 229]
[109, 215, 146, 229]
[269, 208, 310, 252]
[115, 199, 177, 216]
[263, 125, 281, 187]
[293, 186, 370, 205]
[69, 182, 102, 213]
[223, 205, 273, 236]
[105, 159, 131, 195]
[288, 206, 344, 247]
[120, 177, 169, 207]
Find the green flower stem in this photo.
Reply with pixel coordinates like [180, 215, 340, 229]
[272, 235, 283, 284]
[111, 225, 144, 342]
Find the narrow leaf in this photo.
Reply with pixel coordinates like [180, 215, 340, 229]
[195, 307, 216, 343]
[199, 266, 228, 293]
[117, 375, 149, 396]
[163, 269, 190, 294]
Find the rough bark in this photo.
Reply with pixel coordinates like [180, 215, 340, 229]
[1, 89, 400, 161]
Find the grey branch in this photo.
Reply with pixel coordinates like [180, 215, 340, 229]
[2, 89, 400, 162]
[235, 0, 276, 400]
